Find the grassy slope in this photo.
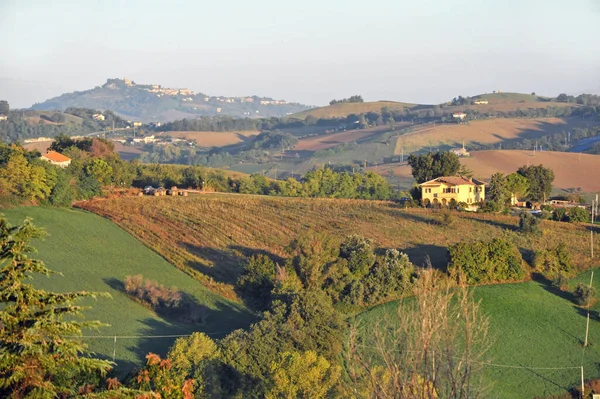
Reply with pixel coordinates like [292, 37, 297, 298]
[78, 196, 599, 297]
[2, 207, 253, 374]
[358, 270, 600, 399]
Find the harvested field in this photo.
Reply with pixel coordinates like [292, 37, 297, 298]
[394, 117, 592, 154]
[158, 130, 259, 147]
[23, 140, 53, 153]
[78, 195, 599, 298]
[461, 150, 600, 192]
[112, 141, 144, 160]
[376, 149, 600, 192]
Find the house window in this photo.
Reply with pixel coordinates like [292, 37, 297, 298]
[425, 188, 431, 193]
[469, 187, 472, 193]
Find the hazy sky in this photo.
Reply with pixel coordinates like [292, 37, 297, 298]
[1, 0, 599, 108]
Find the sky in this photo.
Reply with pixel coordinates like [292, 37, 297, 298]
[1, 0, 599, 108]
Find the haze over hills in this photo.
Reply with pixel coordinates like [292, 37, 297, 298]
[30, 78, 311, 122]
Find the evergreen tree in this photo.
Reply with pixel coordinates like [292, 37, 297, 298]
[0, 217, 113, 398]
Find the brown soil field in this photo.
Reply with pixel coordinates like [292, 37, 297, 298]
[111, 141, 144, 160]
[394, 117, 590, 154]
[23, 141, 53, 153]
[376, 150, 600, 192]
[78, 195, 600, 299]
[158, 130, 260, 147]
[461, 150, 600, 192]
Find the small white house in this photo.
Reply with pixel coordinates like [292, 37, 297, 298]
[0, 115, 8, 122]
[452, 112, 467, 120]
[92, 113, 105, 121]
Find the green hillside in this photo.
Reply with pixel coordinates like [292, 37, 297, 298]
[2, 207, 254, 374]
[358, 270, 600, 399]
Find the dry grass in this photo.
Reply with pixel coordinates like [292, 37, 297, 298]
[291, 101, 419, 120]
[77, 195, 599, 299]
[394, 117, 588, 154]
[158, 131, 260, 147]
[22, 141, 53, 153]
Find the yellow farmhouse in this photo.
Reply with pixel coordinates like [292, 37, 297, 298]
[419, 176, 486, 209]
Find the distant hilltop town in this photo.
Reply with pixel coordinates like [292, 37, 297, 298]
[104, 78, 287, 106]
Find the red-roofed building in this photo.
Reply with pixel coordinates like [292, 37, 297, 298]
[40, 150, 71, 168]
[419, 176, 486, 210]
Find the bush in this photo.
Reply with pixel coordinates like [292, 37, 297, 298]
[439, 209, 455, 227]
[237, 254, 277, 310]
[567, 207, 589, 223]
[574, 282, 596, 306]
[519, 212, 541, 235]
[552, 208, 567, 222]
[448, 238, 525, 284]
[124, 275, 205, 323]
[551, 273, 569, 289]
[534, 243, 574, 279]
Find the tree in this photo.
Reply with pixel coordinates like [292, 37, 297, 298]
[237, 254, 277, 310]
[0, 217, 113, 398]
[265, 351, 341, 399]
[488, 173, 509, 208]
[567, 207, 589, 223]
[85, 158, 113, 184]
[0, 100, 9, 115]
[347, 268, 490, 399]
[408, 152, 461, 183]
[505, 172, 529, 204]
[517, 165, 554, 203]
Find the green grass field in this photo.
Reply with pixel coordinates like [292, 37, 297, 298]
[358, 271, 600, 399]
[2, 207, 254, 375]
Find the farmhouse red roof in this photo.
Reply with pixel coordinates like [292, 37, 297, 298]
[420, 176, 485, 186]
[42, 151, 71, 163]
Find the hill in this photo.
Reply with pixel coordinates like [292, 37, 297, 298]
[461, 150, 600, 192]
[290, 101, 421, 120]
[77, 195, 599, 297]
[375, 149, 600, 192]
[31, 78, 310, 121]
[358, 269, 600, 399]
[394, 117, 589, 153]
[2, 206, 253, 374]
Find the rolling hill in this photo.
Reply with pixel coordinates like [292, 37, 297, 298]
[2, 206, 253, 374]
[77, 195, 599, 296]
[290, 101, 421, 120]
[31, 78, 310, 121]
[358, 268, 600, 399]
[375, 150, 600, 192]
[393, 117, 589, 153]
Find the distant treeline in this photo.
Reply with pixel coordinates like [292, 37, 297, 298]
[0, 107, 128, 142]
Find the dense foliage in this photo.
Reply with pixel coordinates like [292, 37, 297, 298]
[329, 95, 364, 105]
[0, 217, 113, 398]
[447, 238, 526, 284]
[534, 242, 574, 279]
[517, 164, 555, 203]
[408, 151, 461, 183]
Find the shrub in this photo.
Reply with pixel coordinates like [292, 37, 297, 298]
[124, 275, 205, 323]
[519, 212, 541, 235]
[551, 273, 569, 290]
[574, 282, 596, 306]
[567, 207, 589, 223]
[440, 209, 455, 227]
[447, 238, 525, 284]
[534, 242, 574, 279]
[552, 208, 567, 222]
[237, 254, 277, 310]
